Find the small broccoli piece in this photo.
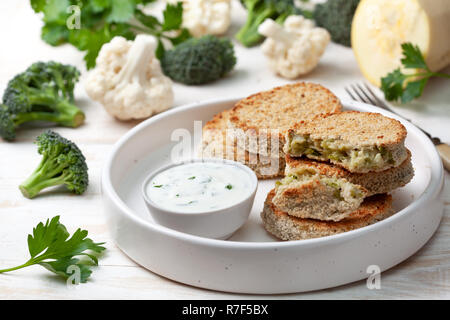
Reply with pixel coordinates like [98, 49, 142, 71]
[1, 61, 84, 141]
[236, 0, 302, 47]
[161, 35, 236, 85]
[19, 130, 88, 199]
[0, 105, 16, 141]
[313, 0, 360, 47]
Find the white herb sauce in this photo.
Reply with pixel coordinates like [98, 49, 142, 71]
[146, 162, 253, 213]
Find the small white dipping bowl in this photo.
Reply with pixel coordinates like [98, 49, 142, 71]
[142, 158, 258, 239]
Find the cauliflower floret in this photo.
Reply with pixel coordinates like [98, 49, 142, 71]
[258, 16, 330, 79]
[85, 35, 173, 121]
[180, 0, 231, 37]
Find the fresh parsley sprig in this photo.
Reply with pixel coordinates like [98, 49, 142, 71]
[0, 216, 105, 283]
[381, 42, 450, 103]
[30, 0, 190, 69]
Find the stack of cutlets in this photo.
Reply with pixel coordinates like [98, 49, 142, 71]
[201, 82, 342, 178]
[262, 111, 415, 240]
[200, 82, 415, 240]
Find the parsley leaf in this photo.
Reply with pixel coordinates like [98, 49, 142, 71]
[30, 0, 191, 69]
[168, 28, 191, 46]
[161, 2, 183, 31]
[400, 43, 428, 69]
[380, 42, 450, 103]
[41, 23, 69, 46]
[30, 0, 47, 12]
[106, 0, 135, 23]
[401, 78, 428, 103]
[0, 216, 105, 283]
[380, 68, 406, 102]
[135, 10, 161, 29]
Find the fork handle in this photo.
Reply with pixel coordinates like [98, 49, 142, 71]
[436, 143, 450, 171]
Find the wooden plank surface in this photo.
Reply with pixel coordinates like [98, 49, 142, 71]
[0, 1, 449, 299]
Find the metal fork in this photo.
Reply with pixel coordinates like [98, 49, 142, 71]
[345, 83, 450, 171]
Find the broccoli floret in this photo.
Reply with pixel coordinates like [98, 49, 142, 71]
[0, 104, 16, 141]
[236, 0, 303, 47]
[313, 0, 360, 47]
[161, 35, 236, 85]
[19, 130, 88, 199]
[1, 61, 84, 141]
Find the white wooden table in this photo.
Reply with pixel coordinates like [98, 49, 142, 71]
[0, 1, 449, 299]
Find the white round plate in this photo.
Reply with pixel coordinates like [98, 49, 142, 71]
[102, 98, 444, 294]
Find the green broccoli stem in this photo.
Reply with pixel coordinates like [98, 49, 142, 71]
[50, 71, 69, 100]
[16, 99, 85, 128]
[19, 174, 67, 199]
[46, 99, 85, 127]
[236, 8, 276, 47]
[19, 158, 69, 199]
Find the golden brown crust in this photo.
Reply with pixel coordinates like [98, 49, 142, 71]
[288, 111, 407, 148]
[201, 110, 285, 179]
[203, 110, 230, 131]
[285, 150, 414, 196]
[261, 189, 394, 240]
[270, 189, 391, 222]
[273, 178, 366, 221]
[229, 82, 342, 138]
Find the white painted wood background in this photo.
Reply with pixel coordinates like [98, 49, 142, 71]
[0, 1, 448, 299]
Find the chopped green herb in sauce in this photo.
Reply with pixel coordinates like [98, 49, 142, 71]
[147, 162, 253, 212]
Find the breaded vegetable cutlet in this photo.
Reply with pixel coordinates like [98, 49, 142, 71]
[285, 111, 408, 173]
[262, 189, 394, 240]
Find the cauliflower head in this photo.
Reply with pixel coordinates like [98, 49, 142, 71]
[259, 16, 330, 79]
[85, 35, 173, 121]
[182, 0, 231, 37]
